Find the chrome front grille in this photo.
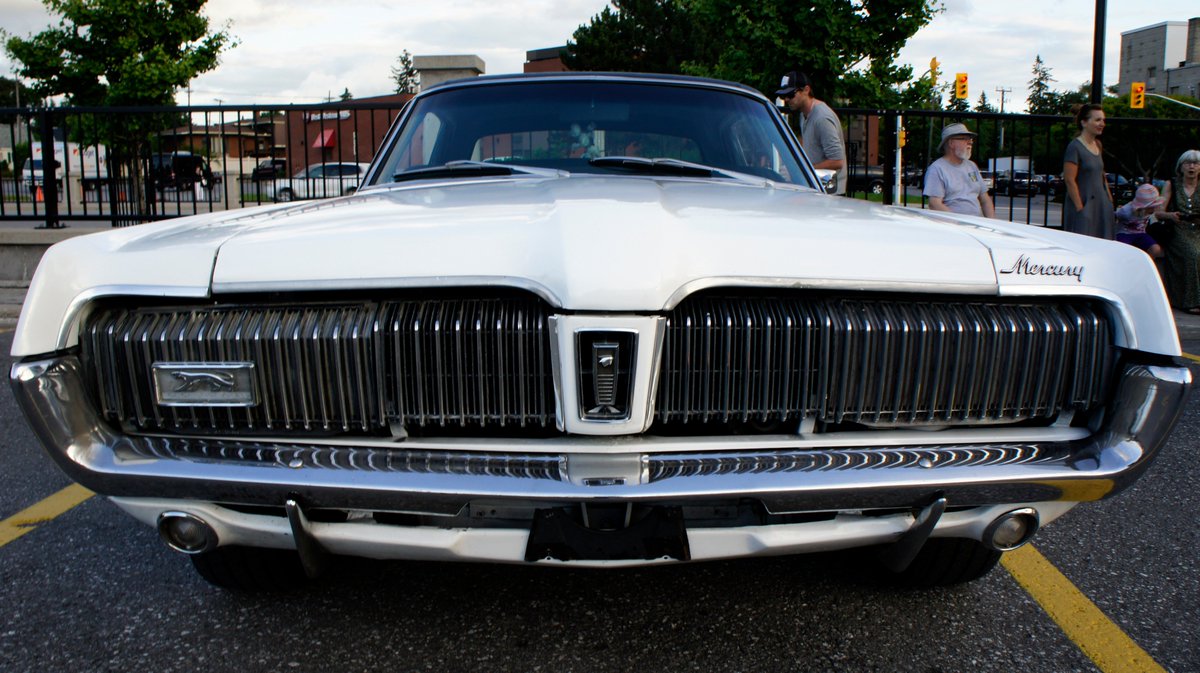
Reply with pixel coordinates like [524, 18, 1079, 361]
[83, 296, 556, 434]
[82, 292, 1114, 437]
[655, 296, 1112, 427]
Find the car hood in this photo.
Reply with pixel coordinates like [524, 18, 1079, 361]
[13, 175, 1177, 356]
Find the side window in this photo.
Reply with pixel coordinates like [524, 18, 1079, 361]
[306, 166, 326, 178]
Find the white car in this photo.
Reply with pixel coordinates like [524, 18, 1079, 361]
[270, 161, 371, 201]
[10, 73, 1190, 592]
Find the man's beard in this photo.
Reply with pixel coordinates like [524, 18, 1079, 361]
[954, 146, 972, 161]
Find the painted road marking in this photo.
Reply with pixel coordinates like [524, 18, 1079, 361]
[0, 484, 1171, 672]
[0, 483, 93, 549]
[1004, 545, 1166, 673]
[1180, 351, 1200, 364]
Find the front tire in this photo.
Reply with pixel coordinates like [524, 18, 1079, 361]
[276, 188, 294, 202]
[190, 545, 310, 592]
[885, 538, 1002, 587]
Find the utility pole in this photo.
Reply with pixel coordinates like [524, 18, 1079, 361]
[994, 87, 1011, 114]
[995, 87, 1011, 153]
[1090, 0, 1107, 103]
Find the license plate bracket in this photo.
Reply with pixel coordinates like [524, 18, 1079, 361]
[524, 505, 690, 562]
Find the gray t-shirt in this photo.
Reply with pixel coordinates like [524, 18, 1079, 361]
[801, 101, 847, 195]
[923, 156, 987, 216]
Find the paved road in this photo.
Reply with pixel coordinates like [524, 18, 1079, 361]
[2, 324, 1198, 672]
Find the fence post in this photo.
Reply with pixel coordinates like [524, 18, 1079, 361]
[36, 109, 62, 229]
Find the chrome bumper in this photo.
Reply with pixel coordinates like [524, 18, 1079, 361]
[10, 356, 1191, 516]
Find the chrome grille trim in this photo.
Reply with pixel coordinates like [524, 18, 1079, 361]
[125, 436, 567, 480]
[84, 297, 556, 434]
[655, 297, 1112, 426]
[647, 443, 1064, 481]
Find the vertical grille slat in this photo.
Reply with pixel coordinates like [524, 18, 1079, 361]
[83, 296, 556, 434]
[653, 295, 1112, 428]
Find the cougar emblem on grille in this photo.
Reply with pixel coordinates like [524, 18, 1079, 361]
[171, 371, 237, 392]
[152, 362, 257, 407]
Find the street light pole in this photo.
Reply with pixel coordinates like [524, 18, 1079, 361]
[1091, 0, 1107, 103]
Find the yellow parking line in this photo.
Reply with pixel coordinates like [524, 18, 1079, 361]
[1003, 545, 1166, 673]
[1180, 351, 1200, 364]
[0, 484, 93, 549]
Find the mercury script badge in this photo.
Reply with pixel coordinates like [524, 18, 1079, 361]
[152, 362, 257, 407]
[998, 254, 1084, 283]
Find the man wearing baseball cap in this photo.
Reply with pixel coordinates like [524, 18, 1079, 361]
[922, 123, 995, 218]
[777, 71, 846, 194]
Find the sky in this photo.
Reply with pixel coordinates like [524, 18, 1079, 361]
[0, 0, 1196, 112]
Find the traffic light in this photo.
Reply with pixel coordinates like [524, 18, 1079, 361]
[955, 73, 968, 100]
[899, 129, 908, 148]
[930, 57, 940, 87]
[1130, 81, 1145, 109]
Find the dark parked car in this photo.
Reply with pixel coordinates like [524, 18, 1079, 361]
[250, 158, 287, 181]
[847, 164, 885, 195]
[149, 152, 221, 190]
[996, 170, 1038, 197]
[1106, 173, 1135, 202]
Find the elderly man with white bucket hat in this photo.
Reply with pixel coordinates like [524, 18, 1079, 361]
[922, 122, 995, 218]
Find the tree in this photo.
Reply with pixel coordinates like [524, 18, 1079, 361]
[564, 0, 698, 74]
[565, 0, 940, 107]
[684, 0, 940, 107]
[946, 95, 970, 113]
[0, 76, 38, 108]
[1026, 54, 1057, 114]
[391, 50, 420, 94]
[5, 0, 234, 220]
[338, 88, 353, 101]
[5, 0, 232, 108]
[975, 92, 996, 114]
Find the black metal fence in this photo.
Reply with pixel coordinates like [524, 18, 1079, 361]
[2, 102, 1198, 229]
[0, 102, 406, 227]
[835, 108, 1200, 229]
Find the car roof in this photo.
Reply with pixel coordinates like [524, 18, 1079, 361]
[420, 71, 767, 101]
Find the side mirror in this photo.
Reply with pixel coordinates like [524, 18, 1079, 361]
[815, 169, 838, 194]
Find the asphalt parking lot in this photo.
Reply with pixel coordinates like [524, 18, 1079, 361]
[2, 317, 1198, 672]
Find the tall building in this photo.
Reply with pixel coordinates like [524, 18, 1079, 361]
[1118, 17, 1200, 99]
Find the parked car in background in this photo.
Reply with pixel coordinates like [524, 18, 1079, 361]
[995, 170, 1038, 197]
[149, 152, 221, 191]
[1106, 173, 1135, 202]
[1040, 174, 1064, 197]
[20, 158, 61, 189]
[250, 158, 288, 181]
[846, 164, 885, 195]
[271, 161, 371, 201]
[978, 170, 996, 196]
[903, 165, 924, 187]
[11, 72, 1190, 594]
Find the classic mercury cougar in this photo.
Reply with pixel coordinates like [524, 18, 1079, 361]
[10, 73, 1191, 591]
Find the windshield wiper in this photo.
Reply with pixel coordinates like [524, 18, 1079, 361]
[588, 156, 763, 183]
[392, 160, 563, 182]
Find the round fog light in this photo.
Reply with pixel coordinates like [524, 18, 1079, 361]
[984, 508, 1039, 551]
[157, 512, 217, 554]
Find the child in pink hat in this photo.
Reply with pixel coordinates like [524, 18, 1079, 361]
[1115, 183, 1166, 258]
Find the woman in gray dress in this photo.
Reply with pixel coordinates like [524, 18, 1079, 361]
[1062, 104, 1115, 238]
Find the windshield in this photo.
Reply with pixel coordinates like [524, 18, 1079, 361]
[371, 81, 810, 187]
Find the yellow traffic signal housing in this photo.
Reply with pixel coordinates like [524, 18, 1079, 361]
[1130, 82, 1145, 109]
[899, 130, 908, 148]
[955, 73, 968, 100]
[930, 57, 940, 87]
